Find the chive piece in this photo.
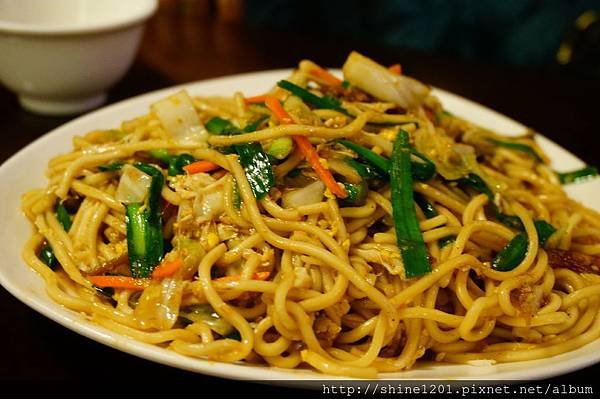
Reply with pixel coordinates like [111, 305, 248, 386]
[56, 202, 72, 232]
[205, 115, 274, 200]
[455, 173, 556, 244]
[243, 115, 269, 133]
[286, 168, 303, 178]
[345, 158, 386, 181]
[410, 149, 436, 181]
[414, 193, 438, 219]
[337, 140, 391, 176]
[265, 137, 293, 160]
[168, 153, 195, 176]
[414, 193, 455, 247]
[337, 140, 436, 181]
[147, 149, 172, 163]
[488, 138, 543, 163]
[94, 286, 117, 307]
[205, 117, 241, 135]
[125, 163, 165, 278]
[456, 173, 494, 200]
[534, 220, 556, 247]
[341, 181, 369, 206]
[234, 143, 274, 200]
[390, 130, 431, 278]
[225, 330, 242, 341]
[492, 233, 528, 271]
[557, 166, 598, 185]
[39, 244, 57, 270]
[439, 236, 456, 248]
[341, 80, 351, 89]
[277, 80, 346, 112]
[98, 161, 124, 172]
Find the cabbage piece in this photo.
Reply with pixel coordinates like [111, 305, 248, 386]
[115, 164, 152, 204]
[342, 51, 430, 109]
[282, 180, 326, 208]
[414, 125, 479, 180]
[193, 190, 224, 223]
[179, 304, 234, 336]
[151, 90, 207, 143]
[134, 277, 184, 330]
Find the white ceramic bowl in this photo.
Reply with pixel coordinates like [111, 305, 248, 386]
[0, 0, 157, 115]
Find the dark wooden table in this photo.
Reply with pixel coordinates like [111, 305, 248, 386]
[2, 6, 600, 395]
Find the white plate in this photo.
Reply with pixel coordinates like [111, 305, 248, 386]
[1, 70, 599, 384]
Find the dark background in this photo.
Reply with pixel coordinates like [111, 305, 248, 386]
[1, 0, 600, 395]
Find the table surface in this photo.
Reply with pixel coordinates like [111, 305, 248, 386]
[2, 6, 600, 392]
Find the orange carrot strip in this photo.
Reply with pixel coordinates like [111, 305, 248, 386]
[388, 64, 402, 75]
[244, 95, 269, 104]
[264, 96, 294, 124]
[292, 136, 347, 198]
[309, 67, 342, 86]
[262, 94, 346, 198]
[215, 271, 271, 282]
[183, 160, 221, 174]
[88, 276, 150, 291]
[152, 257, 183, 279]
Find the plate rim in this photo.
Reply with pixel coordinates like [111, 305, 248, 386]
[1, 69, 598, 383]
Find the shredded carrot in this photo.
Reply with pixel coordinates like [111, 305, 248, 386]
[88, 276, 150, 291]
[309, 67, 343, 86]
[152, 257, 183, 279]
[183, 160, 221, 174]
[264, 96, 294, 124]
[388, 63, 402, 75]
[292, 136, 347, 198]
[244, 95, 269, 104]
[215, 271, 271, 282]
[211, 169, 228, 180]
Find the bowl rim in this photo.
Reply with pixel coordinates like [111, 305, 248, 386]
[0, 0, 158, 36]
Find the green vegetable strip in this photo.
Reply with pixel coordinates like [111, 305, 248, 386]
[168, 153, 195, 176]
[492, 233, 528, 271]
[390, 130, 431, 278]
[98, 161, 124, 172]
[341, 181, 369, 206]
[337, 140, 390, 175]
[456, 173, 556, 242]
[488, 138, 543, 163]
[557, 165, 598, 185]
[410, 149, 436, 181]
[205, 115, 274, 200]
[148, 149, 195, 176]
[337, 140, 436, 181]
[414, 193, 438, 219]
[147, 149, 172, 163]
[533, 220, 556, 247]
[125, 163, 165, 278]
[39, 244, 57, 269]
[205, 117, 240, 135]
[56, 202, 72, 231]
[414, 193, 455, 247]
[265, 137, 293, 159]
[243, 115, 269, 133]
[456, 173, 494, 199]
[39, 201, 72, 269]
[345, 158, 385, 180]
[492, 221, 556, 272]
[277, 80, 346, 112]
[234, 143, 274, 200]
